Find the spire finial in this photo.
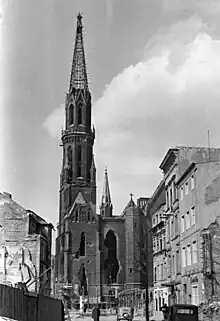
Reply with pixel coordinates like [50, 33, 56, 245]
[101, 167, 112, 205]
[69, 13, 88, 92]
[129, 193, 134, 201]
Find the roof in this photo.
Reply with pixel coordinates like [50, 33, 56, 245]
[159, 148, 179, 171]
[69, 13, 88, 92]
[100, 167, 112, 207]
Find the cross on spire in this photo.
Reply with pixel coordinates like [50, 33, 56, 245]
[69, 12, 88, 92]
[129, 193, 134, 201]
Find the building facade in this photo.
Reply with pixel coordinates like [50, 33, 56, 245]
[0, 192, 53, 294]
[148, 180, 169, 315]
[150, 146, 220, 309]
[55, 14, 150, 304]
[176, 151, 220, 305]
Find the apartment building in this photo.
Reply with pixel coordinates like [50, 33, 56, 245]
[177, 157, 220, 305]
[159, 148, 181, 305]
[147, 180, 170, 317]
[157, 146, 220, 306]
[0, 192, 53, 294]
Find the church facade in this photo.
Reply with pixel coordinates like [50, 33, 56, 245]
[55, 13, 149, 302]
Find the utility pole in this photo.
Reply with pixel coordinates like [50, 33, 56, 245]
[209, 233, 215, 296]
[145, 253, 149, 321]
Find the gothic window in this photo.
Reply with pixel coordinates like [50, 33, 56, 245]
[80, 206, 86, 222]
[75, 207, 79, 222]
[88, 209, 91, 223]
[67, 146, 73, 181]
[79, 232, 86, 257]
[77, 144, 82, 177]
[78, 103, 83, 125]
[69, 104, 74, 125]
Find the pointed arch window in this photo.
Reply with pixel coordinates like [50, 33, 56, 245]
[78, 103, 83, 125]
[69, 104, 74, 126]
[80, 206, 87, 222]
[88, 209, 91, 223]
[77, 144, 82, 177]
[75, 208, 79, 222]
[67, 146, 73, 181]
[79, 232, 86, 257]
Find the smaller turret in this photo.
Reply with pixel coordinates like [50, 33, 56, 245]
[100, 167, 113, 217]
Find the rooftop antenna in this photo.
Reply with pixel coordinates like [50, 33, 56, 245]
[208, 130, 211, 162]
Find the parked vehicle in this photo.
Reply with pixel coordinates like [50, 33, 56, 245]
[117, 307, 133, 321]
[164, 304, 198, 321]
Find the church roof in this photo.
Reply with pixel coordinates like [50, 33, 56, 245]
[121, 194, 136, 216]
[100, 167, 112, 207]
[69, 13, 88, 92]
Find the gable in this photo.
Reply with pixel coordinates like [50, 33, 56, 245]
[74, 192, 86, 205]
[68, 192, 87, 215]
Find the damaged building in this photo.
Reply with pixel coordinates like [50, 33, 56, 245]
[149, 146, 220, 312]
[0, 192, 53, 295]
[55, 13, 150, 304]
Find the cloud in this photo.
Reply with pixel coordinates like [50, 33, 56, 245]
[44, 14, 220, 212]
[161, 0, 220, 21]
[44, 104, 65, 138]
[93, 16, 220, 211]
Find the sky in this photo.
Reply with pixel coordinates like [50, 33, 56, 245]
[2, 0, 220, 233]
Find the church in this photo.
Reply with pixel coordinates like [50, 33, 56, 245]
[55, 13, 149, 304]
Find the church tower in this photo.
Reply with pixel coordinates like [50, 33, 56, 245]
[100, 167, 113, 217]
[56, 13, 98, 299]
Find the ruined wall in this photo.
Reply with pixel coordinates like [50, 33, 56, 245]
[177, 147, 220, 179]
[0, 236, 40, 292]
[69, 217, 98, 298]
[196, 161, 220, 230]
[100, 217, 125, 288]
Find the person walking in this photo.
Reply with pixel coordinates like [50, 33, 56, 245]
[92, 305, 101, 321]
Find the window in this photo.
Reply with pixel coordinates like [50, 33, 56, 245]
[166, 190, 169, 209]
[185, 181, 189, 195]
[88, 209, 91, 222]
[79, 232, 86, 257]
[130, 268, 133, 274]
[75, 208, 79, 222]
[190, 206, 196, 226]
[192, 241, 197, 264]
[185, 211, 190, 230]
[191, 175, 195, 190]
[176, 250, 180, 274]
[77, 144, 82, 177]
[192, 285, 199, 305]
[171, 220, 174, 239]
[172, 255, 175, 275]
[161, 264, 164, 280]
[153, 218, 155, 226]
[170, 188, 173, 206]
[78, 103, 83, 124]
[69, 104, 74, 125]
[182, 247, 186, 267]
[180, 187, 184, 200]
[160, 238, 162, 251]
[154, 266, 157, 281]
[163, 235, 166, 250]
[181, 215, 185, 234]
[187, 244, 191, 266]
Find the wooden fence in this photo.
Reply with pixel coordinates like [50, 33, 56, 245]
[0, 284, 64, 321]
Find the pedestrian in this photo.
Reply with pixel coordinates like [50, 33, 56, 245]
[92, 305, 101, 321]
[161, 304, 169, 320]
[130, 307, 134, 319]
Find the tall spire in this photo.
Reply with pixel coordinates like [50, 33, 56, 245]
[100, 167, 113, 217]
[69, 13, 88, 92]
